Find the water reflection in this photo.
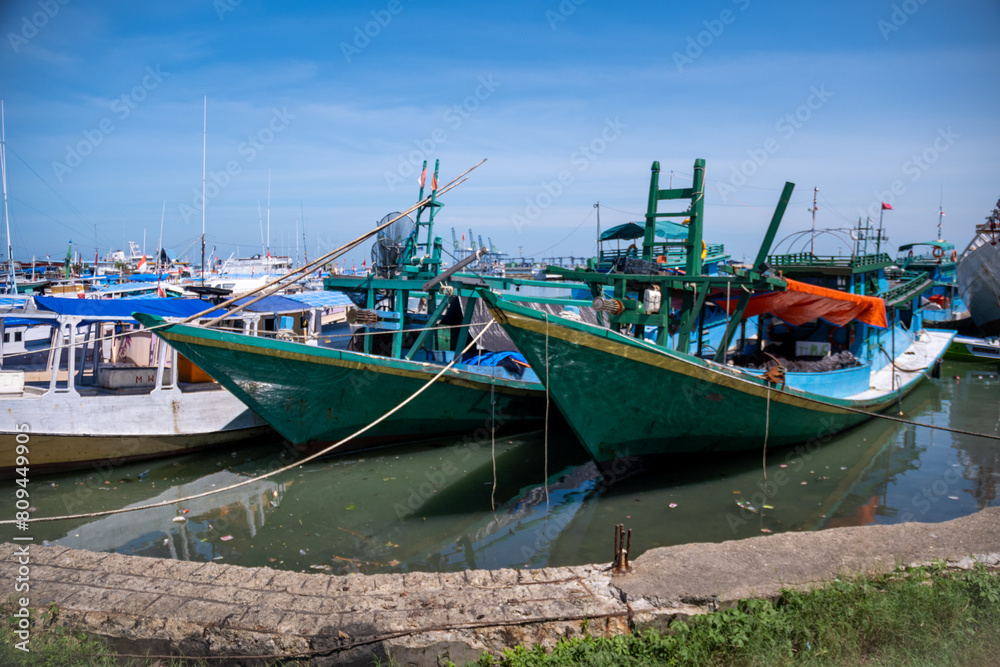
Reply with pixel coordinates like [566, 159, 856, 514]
[3, 361, 997, 574]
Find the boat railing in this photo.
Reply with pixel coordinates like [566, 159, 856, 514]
[878, 270, 933, 306]
[768, 252, 892, 269]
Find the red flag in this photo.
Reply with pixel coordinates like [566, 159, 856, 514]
[362, 259, 366, 267]
[881, 202, 893, 210]
[431, 172, 438, 190]
[418, 167, 426, 189]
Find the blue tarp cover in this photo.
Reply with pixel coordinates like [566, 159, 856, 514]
[599, 220, 690, 242]
[33, 295, 225, 321]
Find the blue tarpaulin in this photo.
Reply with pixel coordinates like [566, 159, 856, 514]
[32, 295, 226, 321]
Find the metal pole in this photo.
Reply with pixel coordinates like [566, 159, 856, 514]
[1, 100, 16, 293]
[201, 95, 206, 286]
[810, 187, 818, 255]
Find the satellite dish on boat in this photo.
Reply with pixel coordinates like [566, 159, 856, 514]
[371, 212, 415, 278]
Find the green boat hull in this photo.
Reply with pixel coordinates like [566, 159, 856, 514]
[943, 337, 1000, 362]
[135, 314, 545, 451]
[483, 293, 936, 466]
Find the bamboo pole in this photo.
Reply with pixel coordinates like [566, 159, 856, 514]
[179, 159, 486, 325]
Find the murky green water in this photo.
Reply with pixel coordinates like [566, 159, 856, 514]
[2, 361, 997, 575]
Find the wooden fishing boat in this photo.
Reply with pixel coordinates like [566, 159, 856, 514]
[956, 199, 1000, 336]
[136, 161, 559, 454]
[481, 159, 954, 467]
[0, 296, 275, 478]
[944, 335, 1000, 362]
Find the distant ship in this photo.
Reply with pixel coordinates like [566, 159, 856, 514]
[956, 199, 1000, 336]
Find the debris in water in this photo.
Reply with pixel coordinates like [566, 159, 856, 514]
[948, 496, 959, 500]
[220, 535, 233, 541]
[345, 505, 357, 510]
[668, 503, 678, 508]
[172, 516, 186, 523]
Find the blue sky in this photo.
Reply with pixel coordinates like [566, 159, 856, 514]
[0, 0, 998, 268]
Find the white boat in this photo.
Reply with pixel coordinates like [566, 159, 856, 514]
[0, 296, 275, 477]
[957, 200, 1000, 336]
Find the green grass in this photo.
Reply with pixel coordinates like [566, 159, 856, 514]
[0, 602, 211, 667]
[4, 564, 998, 666]
[468, 563, 1000, 666]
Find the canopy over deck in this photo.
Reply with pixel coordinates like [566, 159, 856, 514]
[714, 278, 888, 328]
[599, 220, 689, 242]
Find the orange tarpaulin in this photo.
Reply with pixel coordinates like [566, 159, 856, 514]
[715, 278, 888, 328]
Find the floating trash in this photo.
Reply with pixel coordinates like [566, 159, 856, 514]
[668, 503, 678, 508]
[172, 516, 186, 523]
[220, 535, 233, 541]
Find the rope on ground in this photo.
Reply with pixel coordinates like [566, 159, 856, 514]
[0, 321, 496, 526]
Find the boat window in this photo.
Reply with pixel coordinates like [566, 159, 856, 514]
[14, 332, 22, 342]
[2, 333, 7, 343]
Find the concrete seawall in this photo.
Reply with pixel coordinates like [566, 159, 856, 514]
[3, 507, 999, 665]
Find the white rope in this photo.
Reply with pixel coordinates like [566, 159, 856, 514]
[490, 364, 497, 511]
[2, 320, 497, 525]
[763, 385, 771, 482]
[544, 312, 550, 507]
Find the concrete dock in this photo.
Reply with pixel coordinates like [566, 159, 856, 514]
[3, 507, 999, 665]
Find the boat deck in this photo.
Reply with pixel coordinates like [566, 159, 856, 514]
[847, 329, 953, 401]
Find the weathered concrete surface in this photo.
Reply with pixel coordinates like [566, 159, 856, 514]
[2, 507, 999, 666]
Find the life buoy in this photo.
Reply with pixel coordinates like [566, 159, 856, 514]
[907, 250, 913, 258]
[828, 326, 855, 348]
[701, 240, 707, 260]
[767, 319, 791, 341]
[655, 255, 667, 264]
[932, 246, 944, 258]
[950, 249, 957, 262]
[626, 243, 637, 256]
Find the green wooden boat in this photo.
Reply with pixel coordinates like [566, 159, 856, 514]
[135, 161, 568, 453]
[480, 159, 955, 467]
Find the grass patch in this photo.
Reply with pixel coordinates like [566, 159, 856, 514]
[0, 602, 211, 667]
[468, 563, 1000, 666]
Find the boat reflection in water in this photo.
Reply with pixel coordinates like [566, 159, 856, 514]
[8, 362, 995, 575]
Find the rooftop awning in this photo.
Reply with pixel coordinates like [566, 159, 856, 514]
[898, 241, 954, 252]
[32, 295, 227, 321]
[599, 220, 690, 241]
[714, 278, 888, 328]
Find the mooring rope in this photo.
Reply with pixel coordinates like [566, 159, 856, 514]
[763, 386, 770, 482]
[605, 325, 1000, 442]
[543, 312, 550, 508]
[0, 320, 496, 525]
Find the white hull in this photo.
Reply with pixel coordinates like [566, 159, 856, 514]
[0, 384, 271, 475]
[957, 234, 1000, 333]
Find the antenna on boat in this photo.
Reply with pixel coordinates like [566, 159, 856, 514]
[937, 186, 944, 241]
[809, 187, 818, 255]
[300, 200, 307, 267]
[594, 201, 601, 256]
[266, 168, 271, 260]
[0, 100, 15, 293]
[156, 200, 164, 294]
[257, 201, 265, 257]
[201, 95, 207, 287]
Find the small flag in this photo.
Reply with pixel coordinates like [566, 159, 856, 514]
[157, 285, 166, 298]
[418, 167, 426, 189]
[137, 255, 147, 271]
[881, 202, 893, 210]
[940, 211, 946, 216]
[362, 259, 366, 267]
[431, 172, 438, 190]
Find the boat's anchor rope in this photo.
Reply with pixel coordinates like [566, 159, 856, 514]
[0, 321, 496, 525]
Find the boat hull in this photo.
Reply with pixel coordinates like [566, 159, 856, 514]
[483, 292, 952, 466]
[135, 315, 546, 451]
[0, 385, 273, 478]
[944, 335, 1000, 362]
[957, 237, 1000, 335]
